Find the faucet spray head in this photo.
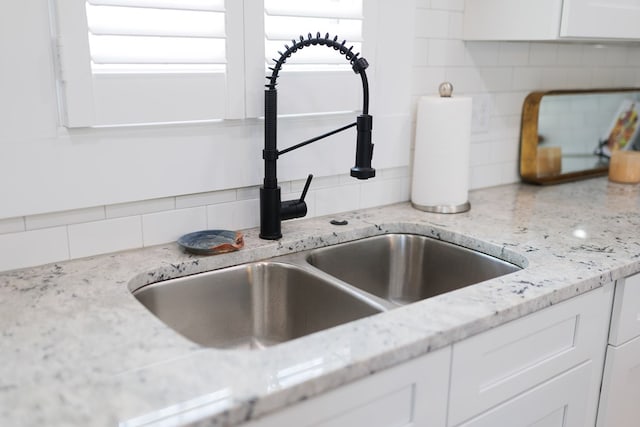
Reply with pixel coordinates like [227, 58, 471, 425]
[351, 114, 375, 179]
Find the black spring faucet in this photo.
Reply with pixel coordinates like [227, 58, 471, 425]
[259, 33, 375, 240]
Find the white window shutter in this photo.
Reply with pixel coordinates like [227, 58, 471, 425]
[54, 0, 242, 127]
[54, 0, 96, 127]
[264, 0, 363, 70]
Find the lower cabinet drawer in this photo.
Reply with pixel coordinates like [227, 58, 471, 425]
[456, 361, 593, 427]
[596, 335, 640, 427]
[448, 285, 612, 426]
[244, 346, 451, 427]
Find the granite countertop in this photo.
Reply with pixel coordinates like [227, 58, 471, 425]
[2, 178, 640, 426]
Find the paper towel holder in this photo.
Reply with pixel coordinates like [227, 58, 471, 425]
[411, 82, 471, 214]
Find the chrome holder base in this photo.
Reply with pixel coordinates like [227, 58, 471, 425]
[411, 201, 471, 214]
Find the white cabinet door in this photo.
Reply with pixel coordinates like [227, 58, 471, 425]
[464, 0, 640, 40]
[596, 336, 640, 427]
[448, 285, 612, 426]
[609, 273, 640, 346]
[244, 346, 451, 427]
[560, 0, 640, 39]
[598, 316, 640, 426]
[463, 0, 564, 41]
[457, 362, 593, 427]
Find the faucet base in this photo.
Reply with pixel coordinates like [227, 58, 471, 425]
[259, 186, 282, 240]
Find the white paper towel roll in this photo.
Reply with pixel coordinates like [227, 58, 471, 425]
[411, 94, 472, 212]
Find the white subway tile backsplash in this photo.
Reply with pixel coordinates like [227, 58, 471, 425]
[0, 217, 25, 234]
[478, 67, 513, 92]
[338, 172, 357, 185]
[26, 207, 105, 230]
[465, 42, 500, 67]
[627, 48, 640, 66]
[614, 68, 636, 86]
[557, 44, 584, 66]
[360, 178, 410, 209]
[582, 46, 608, 66]
[470, 163, 503, 190]
[412, 67, 447, 95]
[315, 185, 360, 216]
[444, 67, 482, 93]
[605, 46, 629, 64]
[498, 42, 530, 66]
[233, 199, 260, 229]
[107, 197, 175, 218]
[591, 67, 617, 87]
[493, 92, 528, 116]
[0, 227, 69, 272]
[501, 161, 520, 184]
[512, 67, 542, 91]
[448, 12, 464, 38]
[470, 141, 493, 166]
[291, 174, 340, 192]
[529, 43, 558, 66]
[415, 9, 449, 39]
[431, 0, 464, 11]
[413, 38, 429, 66]
[68, 217, 142, 259]
[492, 139, 520, 163]
[429, 39, 466, 66]
[446, 67, 512, 93]
[540, 67, 568, 89]
[566, 67, 592, 88]
[236, 186, 260, 201]
[380, 166, 410, 179]
[489, 115, 521, 136]
[278, 181, 291, 194]
[204, 204, 234, 231]
[207, 199, 260, 231]
[175, 190, 235, 209]
[142, 207, 207, 246]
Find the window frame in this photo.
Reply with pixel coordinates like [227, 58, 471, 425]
[52, 0, 378, 127]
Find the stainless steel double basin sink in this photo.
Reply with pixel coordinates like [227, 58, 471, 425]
[132, 234, 521, 350]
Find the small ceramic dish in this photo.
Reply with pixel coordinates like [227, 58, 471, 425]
[177, 230, 244, 255]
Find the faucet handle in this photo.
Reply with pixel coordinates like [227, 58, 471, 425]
[300, 174, 313, 202]
[280, 174, 313, 221]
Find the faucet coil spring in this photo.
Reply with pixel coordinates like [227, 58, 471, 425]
[266, 32, 369, 90]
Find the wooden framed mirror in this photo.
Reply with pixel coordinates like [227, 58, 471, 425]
[519, 88, 640, 184]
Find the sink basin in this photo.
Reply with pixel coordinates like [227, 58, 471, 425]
[307, 234, 521, 305]
[133, 262, 382, 350]
[133, 233, 522, 350]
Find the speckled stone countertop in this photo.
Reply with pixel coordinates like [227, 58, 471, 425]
[2, 178, 640, 426]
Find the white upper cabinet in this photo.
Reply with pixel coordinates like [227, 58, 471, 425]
[464, 0, 640, 41]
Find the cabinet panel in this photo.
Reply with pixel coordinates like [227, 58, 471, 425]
[457, 362, 592, 427]
[463, 0, 562, 41]
[596, 336, 640, 427]
[448, 285, 612, 426]
[609, 272, 640, 346]
[464, 0, 640, 41]
[244, 346, 451, 427]
[560, 0, 640, 39]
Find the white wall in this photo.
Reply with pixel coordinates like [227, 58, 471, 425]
[1, 0, 640, 272]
